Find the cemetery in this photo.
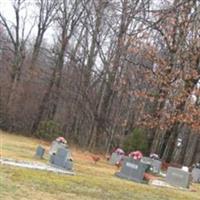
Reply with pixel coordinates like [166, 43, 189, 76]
[1, 133, 200, 188]
[1, 131, 200, 200]
[1, 0, 200, 199]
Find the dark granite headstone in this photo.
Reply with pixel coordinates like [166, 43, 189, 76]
[116, 157, 149, 183]
[35, 145, 45, 158]
[109, 152, 124, 165]
[50, 147, 73, 170]
[192, 168, 200, 183]
[166, 167, 190, 188]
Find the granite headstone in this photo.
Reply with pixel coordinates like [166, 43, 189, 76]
[192, 168, 200, 183]
[151, 160, 162, 173]
[141, 157, 153, 165]
[166, 167, 190, 188]
[50, 147, 73, 170]
[116, 157, 149, 183]
[49, 141, 67, 155]
[141, 157, 161, 173]
[109, 152, 124, 165]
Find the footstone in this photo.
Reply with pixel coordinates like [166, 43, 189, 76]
[116, 157, 149, 183]
[35, 145, 45, 158]
[192, 168, 200, 183]
[166, 167, 190, 188]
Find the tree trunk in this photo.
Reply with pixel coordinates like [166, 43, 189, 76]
[162, 125, 179, 162]
[193, 136, 200, 164]
[183, 132, 199, 166]
[31, 68, 56, 133]
[171, 124, 190, 164]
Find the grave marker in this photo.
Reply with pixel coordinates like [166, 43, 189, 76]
[35, 145, 45, 158]
[109, 152, 124, 165]
[192, 168, 200, 183]
[50, 147, 73, 170]
[141, 157, 153, 165]
[151, 160, 162, 173]
[166, 167, 190, 188]
[141, 157, 161, 173]
[116, 157, 149, 183]
[49, 141, 67, 155]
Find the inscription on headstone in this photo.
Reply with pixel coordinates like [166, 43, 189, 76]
[126, 162, 138, 170]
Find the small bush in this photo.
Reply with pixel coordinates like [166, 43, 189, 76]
[123, 128, 149, 154]
[35, 120, 63, 140]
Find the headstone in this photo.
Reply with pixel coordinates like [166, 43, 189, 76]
[50, 147, 73, 170]
[49, 141, 67, 155]
[166, 167, 190, 188]
[35, 145, 45, 158]
[192, 168, 200, 183]
[141, 157, 161, 173]
[141, 157, 153, 165]
[151, 160, 162, 173]
[115, 157, 149, 183]
[109, 152, 124, 165]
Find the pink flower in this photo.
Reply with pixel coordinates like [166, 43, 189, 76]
[129, 151, 143, 160]
[56, 137, 67, 144]
[114, 148, 125, 155]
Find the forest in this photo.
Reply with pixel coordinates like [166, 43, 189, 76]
[0, 0, 200, 166]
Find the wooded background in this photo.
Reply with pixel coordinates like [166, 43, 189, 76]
[0, 0, 200, 166]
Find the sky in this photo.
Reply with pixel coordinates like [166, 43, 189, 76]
[0, 0, 55, 44]
[0, 0, 171, 45]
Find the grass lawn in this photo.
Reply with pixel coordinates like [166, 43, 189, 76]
[0, 130, 200, 200]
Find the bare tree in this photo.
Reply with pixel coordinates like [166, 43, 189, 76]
[31, 0, 88, 133]
[30, 0, 58, 69]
